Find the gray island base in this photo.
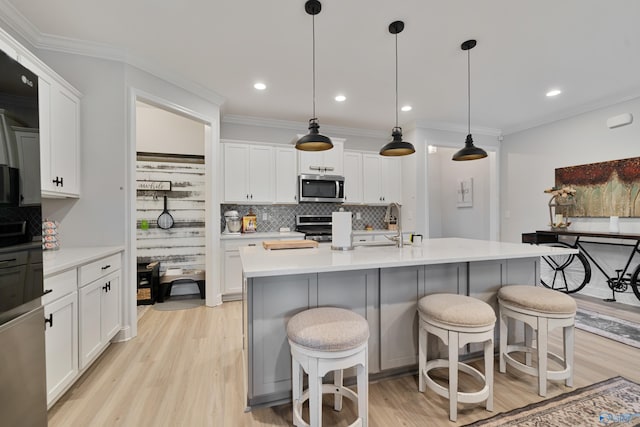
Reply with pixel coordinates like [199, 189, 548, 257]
[240, 237, 576, 409]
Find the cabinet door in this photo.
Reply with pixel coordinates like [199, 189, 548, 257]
[17, 57, 54, 194]
[14, 128, 41, 206]
[248, 145, 274, 202]
[101, 271, 121, 342]
[362, 154, 382, 204]
[274, 147, 298, 204]
[343, 151, 363, 204]
[381, 157, 402, 204]
[223, 143, 250, 202]
[321, 139, 344, 175]
[380, 266, 424, 370]
[223, 250, 243, 294]
[44, 291, 78, 406]
[297, 139, 344, 175]
[79, 280, 102, 369]
[50, 83, 80, 196]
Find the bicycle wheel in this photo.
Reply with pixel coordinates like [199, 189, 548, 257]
[539, 243, 591, 293]
[631, 265, 640, 302]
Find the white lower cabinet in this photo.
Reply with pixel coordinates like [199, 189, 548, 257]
[79, 269, 120, 369]
[44, 290, 78, 407]
[222, 239, 262, 299]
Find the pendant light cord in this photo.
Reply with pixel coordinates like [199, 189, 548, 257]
[395, 32, 399, 128]
[312, 13, 316, 120]
[467, 48, 471, 135]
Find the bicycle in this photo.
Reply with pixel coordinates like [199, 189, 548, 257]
[523, 230, 640, 302]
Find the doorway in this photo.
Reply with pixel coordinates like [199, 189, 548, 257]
[427, 145, 498, 240]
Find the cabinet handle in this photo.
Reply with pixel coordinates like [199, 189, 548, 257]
[248, 243, 256, 247]
[101, 264, 111, 270]
[325, 166, 334, 171]
[103, 281, 111, 292]
[52, 176, 64, 187]
[250, 194, 253, 199]
[44, 313, 53, 328]
[246, 194, 249, 199]
[43, 289, 53, 296]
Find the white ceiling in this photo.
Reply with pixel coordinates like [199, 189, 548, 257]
[4, 0, 640, 135]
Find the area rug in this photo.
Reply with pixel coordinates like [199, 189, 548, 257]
[575, 308, 640, 349]
[463, 377, 640, 427]
[152, 295, 204, 311]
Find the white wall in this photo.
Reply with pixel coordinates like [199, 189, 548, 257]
[136, 101, 205, 156]
[501, 96, 640, 305]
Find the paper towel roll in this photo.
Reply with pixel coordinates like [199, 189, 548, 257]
[332, 212, 353, 250]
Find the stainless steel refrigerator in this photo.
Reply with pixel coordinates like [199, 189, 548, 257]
[0, 49, 47, 426]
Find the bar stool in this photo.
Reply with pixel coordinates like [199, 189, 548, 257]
[287, 307, 369, 427]
[418, 294, 496, 422]
[498, 285, 576, 397]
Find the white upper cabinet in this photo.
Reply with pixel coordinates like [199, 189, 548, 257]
[274, 146, 298, 204]
[223, 142, 274, 203]
[362, 153, 403, 205]
[17, 53, 81, 198]
[343, 150, 363, 204]
[296, 138, 345, 175]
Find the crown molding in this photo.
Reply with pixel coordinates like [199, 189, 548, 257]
[0, 0, 226, 106]
[502, 90, 640, 135]
[222, 114, 389, 139]
[414, 119, 502, 137]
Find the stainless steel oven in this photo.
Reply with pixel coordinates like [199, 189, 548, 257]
[299, 174, 345, 203]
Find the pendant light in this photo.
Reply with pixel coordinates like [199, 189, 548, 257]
[452, 39, 488, 161]
[296, 0, 333, 152]
[380, 21, 415, 157]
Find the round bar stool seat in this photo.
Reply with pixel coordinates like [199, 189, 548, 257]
[498, 285, 576, 397]
[287, 307, 369, 427]
[418, 294, 496, 422]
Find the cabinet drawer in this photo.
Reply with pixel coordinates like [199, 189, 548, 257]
[223, 239, 264, 251]
[42, 269, 77, 305]
[79, 253, 121, 287]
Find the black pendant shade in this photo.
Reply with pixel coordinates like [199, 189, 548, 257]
[380, 20, 414, 157]
[296, 0, 333, 152]
[452, 39, 487, 161]
[380, 127, 415, 156]
[452, 134, 488, 161]
[296, 118, 333, 151]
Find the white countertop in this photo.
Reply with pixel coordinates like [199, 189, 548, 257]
[220, 231, 305, 240]
[43, 245, 125, 277]
[240, 237, 577, 278]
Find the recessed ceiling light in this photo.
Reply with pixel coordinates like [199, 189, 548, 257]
[546, 89, 562, 97]
[335, 95, 346, 102]
[401, 105, 412, 112]
[254, 82, 267, 90]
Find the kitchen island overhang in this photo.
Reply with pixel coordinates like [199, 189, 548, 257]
[240, 238, 577, 409]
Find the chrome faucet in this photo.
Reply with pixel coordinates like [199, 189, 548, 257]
[385, 202, 403, 248]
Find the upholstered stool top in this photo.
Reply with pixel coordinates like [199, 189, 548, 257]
[498, 285, 576, 315]
[418, 294, 496, 327]
[287, 307, 369, 351]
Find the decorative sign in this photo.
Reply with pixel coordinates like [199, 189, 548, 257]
[555, 157, 640, 217]
[457, 178, 473, 208]
[136, 180, 172, 191]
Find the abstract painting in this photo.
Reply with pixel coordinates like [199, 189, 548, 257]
[555, 157, 640, 217]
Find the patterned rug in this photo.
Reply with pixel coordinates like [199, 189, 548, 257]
[575, 308, 640, 349]
[464, 377, 640, 426]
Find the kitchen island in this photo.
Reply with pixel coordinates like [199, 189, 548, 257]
[240, 237, 576, 408]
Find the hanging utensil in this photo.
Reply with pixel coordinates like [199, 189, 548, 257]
[157, 195, 174, 229]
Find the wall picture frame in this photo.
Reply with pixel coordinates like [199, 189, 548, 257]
[457, 178, 473, 208]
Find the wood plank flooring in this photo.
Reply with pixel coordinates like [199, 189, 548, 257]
[48, 296, 640, 427]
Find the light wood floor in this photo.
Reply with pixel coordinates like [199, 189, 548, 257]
[48, 295, 640, 427]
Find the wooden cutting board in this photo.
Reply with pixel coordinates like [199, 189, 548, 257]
[262, 240, 319, 250]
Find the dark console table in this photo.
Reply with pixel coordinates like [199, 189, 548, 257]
[137, 261, 160, 305]
[522, 229, 640, 301]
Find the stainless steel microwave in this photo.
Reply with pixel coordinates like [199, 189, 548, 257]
[299, 174, 345, 203]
